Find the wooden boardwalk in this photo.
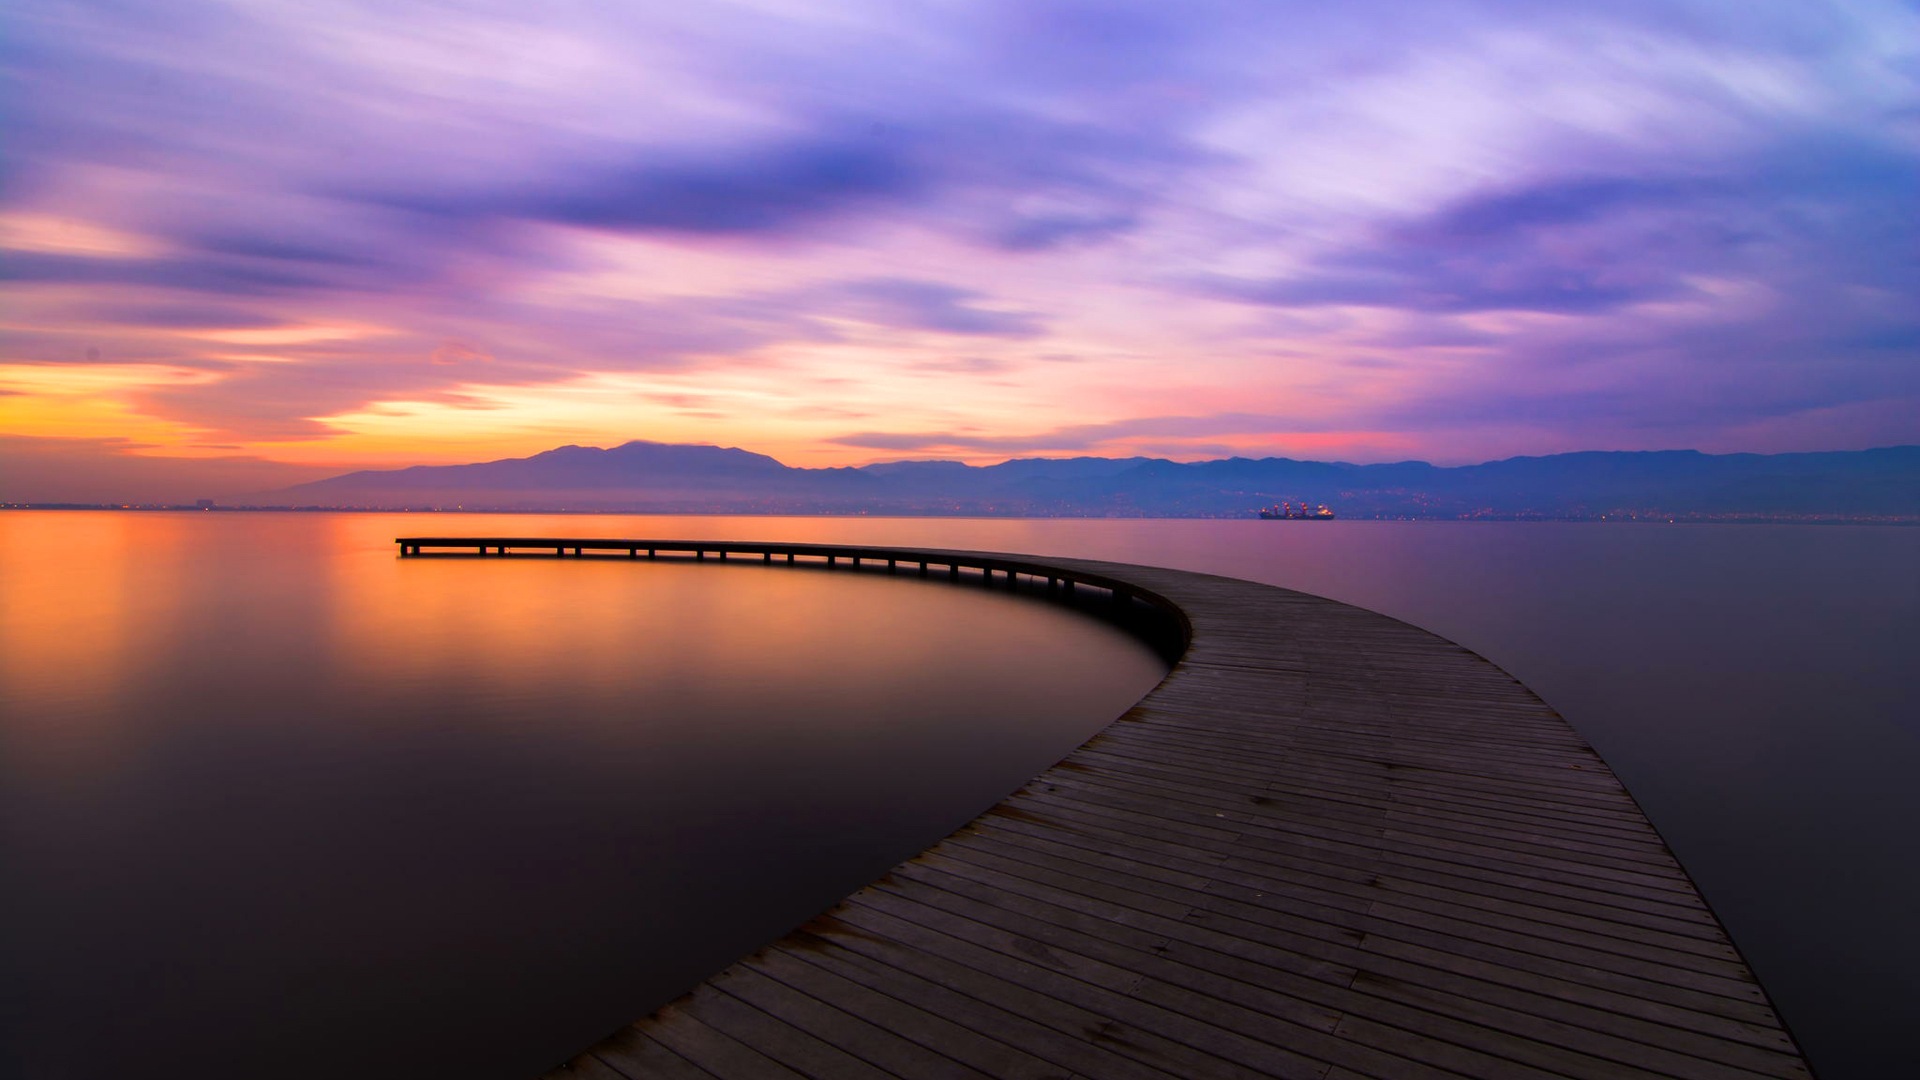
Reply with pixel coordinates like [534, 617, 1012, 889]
[396, 539, 1809, 1079]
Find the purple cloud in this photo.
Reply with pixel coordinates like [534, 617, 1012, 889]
[1218, 128, 1918, 316]
[374, 135, 928, 237]
[833, 412, 1341, 454]
[831, 280, 1043, 337]
[0, 0, 1913, 468]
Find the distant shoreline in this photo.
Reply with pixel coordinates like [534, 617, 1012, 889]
[4, 503, 1913, 525]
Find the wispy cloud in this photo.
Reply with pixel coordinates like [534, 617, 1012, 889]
[834, 412, 1343, 455]
[0, 0, 1912, 478]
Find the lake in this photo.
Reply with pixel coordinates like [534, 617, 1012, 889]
[2, 511, 1914, 1078]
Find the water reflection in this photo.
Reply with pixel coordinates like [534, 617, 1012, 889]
[0, 512, 1168, 1079]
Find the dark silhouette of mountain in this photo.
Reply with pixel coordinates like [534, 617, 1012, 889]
[326, 441, 791, 490]
[262, 440, 1920, 520]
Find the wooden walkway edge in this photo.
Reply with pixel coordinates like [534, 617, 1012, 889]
[396, 538, 1811, 1080]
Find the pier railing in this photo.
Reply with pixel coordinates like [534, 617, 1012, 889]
[396, 537, 1191, 648]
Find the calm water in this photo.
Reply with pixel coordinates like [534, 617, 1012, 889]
[4, 512, 1916, 1078]
[0, 513, 1167, 1079]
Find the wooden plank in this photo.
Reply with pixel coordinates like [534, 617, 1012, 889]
[1059, 749, 1678, 860]
[928, 841, 1801, 1072]
[677, 980, 898, 1080]
[776, 923, 1195, 1080]
[573, 1025, 714, 1080]
[538, 1050, 643, 1080]
[834, 892, 1330, 1080]
[1037, 758, 1691, 876]
[1006, 784, 1708, 912]
[866, 861, 1566, 1080]
[719, 952, 999, 1080]
[897, 852, 1795, 1080]
[963, 810, 1768, 1028]
[642, 1007, 810, 1079]
[980, 780, 1727, 941]
[1091, 727, 1654, 820]
[1047, 754, 1672, 869]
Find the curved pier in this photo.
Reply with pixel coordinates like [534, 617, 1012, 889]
[397, 538, 1808, 1079]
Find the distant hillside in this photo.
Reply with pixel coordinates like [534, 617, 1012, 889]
[259, 440, 1920, 520]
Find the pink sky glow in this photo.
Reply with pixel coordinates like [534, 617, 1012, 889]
[2, 0, 1916, 501]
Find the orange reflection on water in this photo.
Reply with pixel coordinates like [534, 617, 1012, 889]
[0, 508, 1169, 768]
[0, 512, 154, 747]
[316, 522, 1129, 751]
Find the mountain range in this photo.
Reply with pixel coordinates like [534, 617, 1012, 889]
[256, 440, 1920, 520]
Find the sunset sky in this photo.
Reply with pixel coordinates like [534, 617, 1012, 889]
[3, 0, 1916, 500]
